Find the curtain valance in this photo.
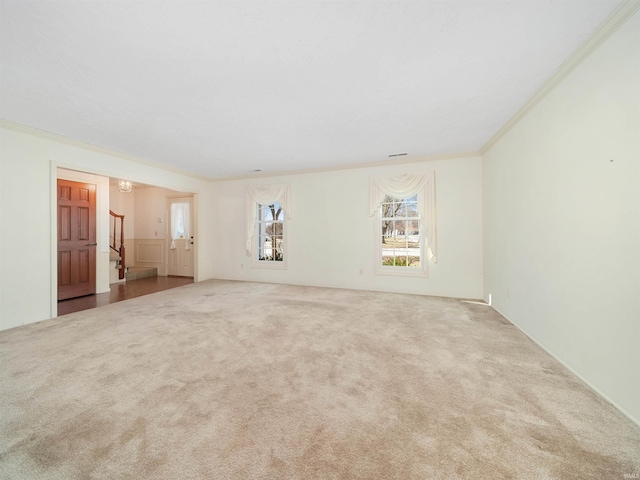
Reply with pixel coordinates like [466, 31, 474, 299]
[246, 184, 291, 256]
[370, 172, 437, 262]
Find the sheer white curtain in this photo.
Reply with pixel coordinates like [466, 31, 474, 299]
[170, 202, 190, 250]
[246, 184, 291, 256]
[370, 172, 437, 262]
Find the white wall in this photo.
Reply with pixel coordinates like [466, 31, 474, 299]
[483, 11, 639, 424]
[0, 123, 214, 331]
[212, 155, 483, 299]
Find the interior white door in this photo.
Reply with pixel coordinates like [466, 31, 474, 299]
[167, 196, 194, 277]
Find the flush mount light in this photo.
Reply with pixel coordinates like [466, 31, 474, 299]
[388, 152, 408, 158]
[118, 179, 132, 192]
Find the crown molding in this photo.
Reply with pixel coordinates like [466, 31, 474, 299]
[211, 151, 481, 182]
[3, 118, 479, 182]
[480, 0, 640, 155]
[0, 119, 214, 182]
[4, 2, 637, 180]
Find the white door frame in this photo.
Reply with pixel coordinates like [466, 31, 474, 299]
[166, 195, 196, 277]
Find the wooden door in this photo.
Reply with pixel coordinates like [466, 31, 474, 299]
[168, 196, 194, 277]
[58, 179, 97, 300]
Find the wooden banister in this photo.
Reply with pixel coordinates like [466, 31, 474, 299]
[109, 210, 126, 279]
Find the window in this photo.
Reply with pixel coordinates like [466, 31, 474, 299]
[170, 201, 190, 250]
[256, 202, 284, 263]
[246, 183, 290, 269]
[171, 202, 188, 239]
[380, 194, 421, 269]
[370, 172, 436, 276]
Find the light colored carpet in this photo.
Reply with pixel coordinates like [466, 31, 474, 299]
[1, 280, 639, 479]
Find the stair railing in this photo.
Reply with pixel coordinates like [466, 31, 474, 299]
[109, 210, 126, 279]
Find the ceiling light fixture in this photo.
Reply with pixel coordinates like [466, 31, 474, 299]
[388, 153, 408, 158]
[118, 179, 132, 193]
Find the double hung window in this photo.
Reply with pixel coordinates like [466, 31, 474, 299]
[380, 194, 421, 268]
[370, 172, 436, 276]
[246, 184, 290, 269]
[256, 202, 284, 263]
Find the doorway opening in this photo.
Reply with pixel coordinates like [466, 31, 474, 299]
[54, 168, 198, 317]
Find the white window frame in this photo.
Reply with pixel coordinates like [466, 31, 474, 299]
[246, 183, 291, 270]
[375, 193, 427, 277]
[253, 201, 287, 270]
[370, 172, 436, 277]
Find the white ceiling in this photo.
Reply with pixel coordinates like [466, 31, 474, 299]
[0, 1, 623, 179]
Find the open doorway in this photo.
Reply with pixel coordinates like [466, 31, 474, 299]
[55, 170, 198, 316]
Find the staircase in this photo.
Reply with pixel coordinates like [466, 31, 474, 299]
[125, 266, 158, 281]
[109, 250, 124, 284]
[110, 209, 158, 283]
[110, 210, 126, 280]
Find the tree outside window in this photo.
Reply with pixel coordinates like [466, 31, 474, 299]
[257, 202, 284, 262]
[379, 194, 422, 269]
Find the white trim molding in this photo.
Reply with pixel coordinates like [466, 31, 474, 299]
[481, 0, 640, 155]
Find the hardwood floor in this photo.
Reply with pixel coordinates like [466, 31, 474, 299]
[57, 276, 194, 316]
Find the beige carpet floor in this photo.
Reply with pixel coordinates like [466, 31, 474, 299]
[1, 280, 639, 479]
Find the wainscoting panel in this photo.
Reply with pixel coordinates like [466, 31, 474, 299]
[134, 239, 167, 276]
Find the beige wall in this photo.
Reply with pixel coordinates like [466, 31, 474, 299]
[108, 186, 191, 276]
[109, 185, 135, 240]
[483, 10, 639, 424]
[131, 186, 186, 275]
[133, 186, 176, 240]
